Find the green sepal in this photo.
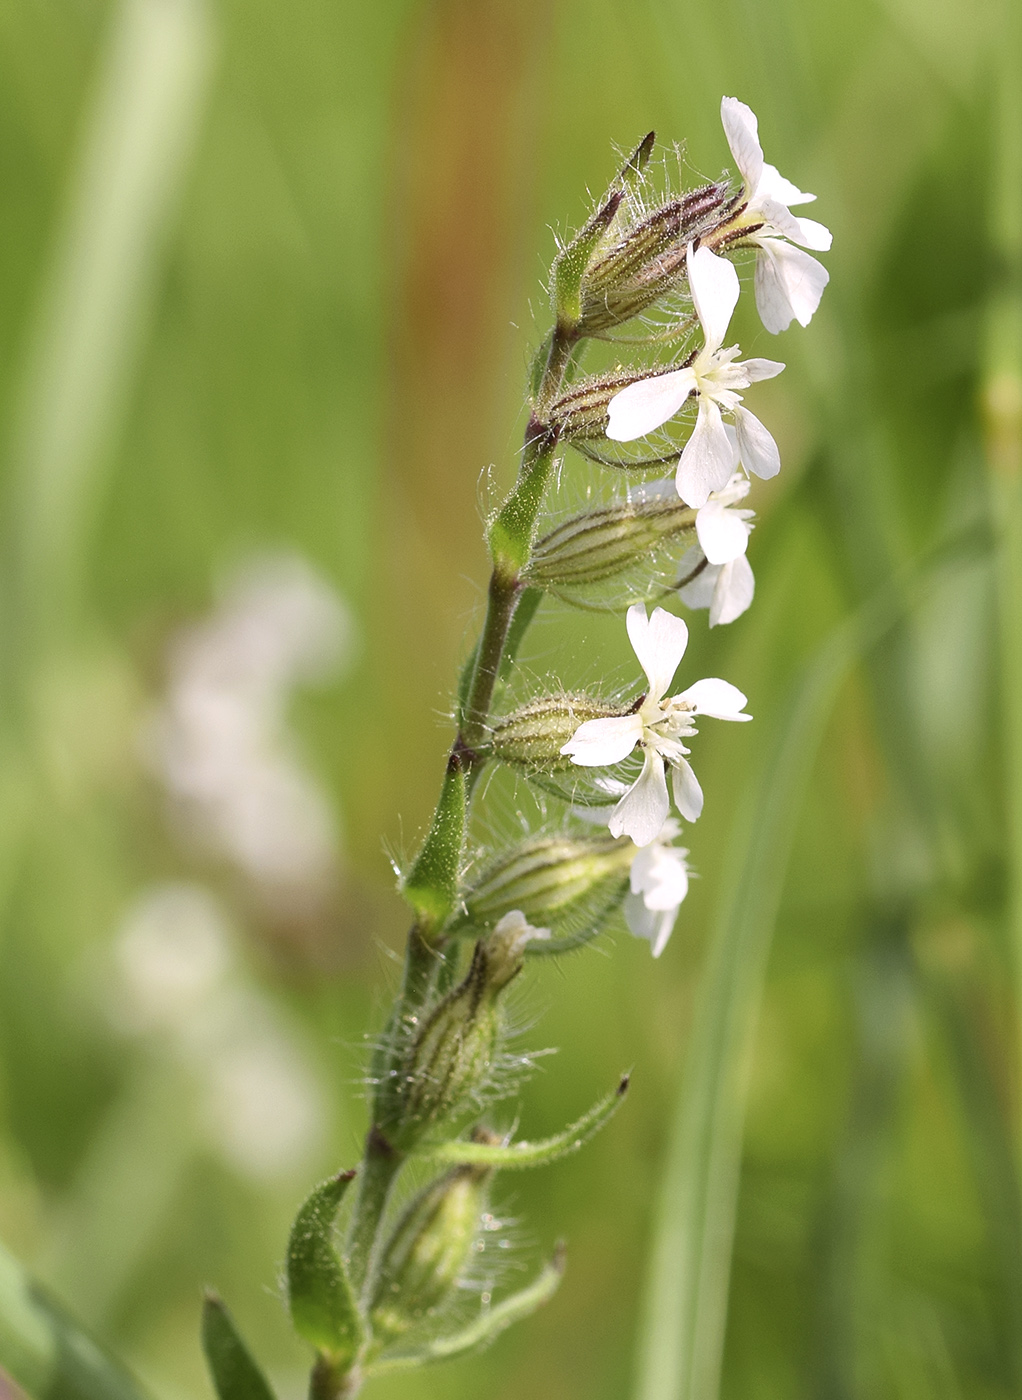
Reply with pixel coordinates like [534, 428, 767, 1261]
[201, 1293, 277, 1400]
[402, 760, 466, 926]
[368, 1247, 565, 1373]
[287, 1171, 364, 1362]
[616, 130, 655, 191]
[553, 191, 624, 329]
[419, 1075, 630, 1170]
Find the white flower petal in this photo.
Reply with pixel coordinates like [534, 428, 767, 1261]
[671, 756, 704, 821]
[688, 243, 740, 353]
[649, 909, 678, 958]
[720, 96, 763, 192]
[608, 751, 670, 846]
[678, 557, 719, 611]
[607, 368, 696, 441]
[741, 357, 785, 383]
[676, 398, 738, 507]
[792, 216, 832, 252]
[561, 712, 643, 766]
[626, 603, 689, 702]
[624, 891, 675, 956]
[756, 195, 807, 243]
[695, 499, 750, 565]
[732, 406, 781, 481]
[678, 677, 751, 721]
[754, 238, 829, 332]
[630, 836, 688, 906]
[709, 554, 755, 627]
[756, 162, 815, 207]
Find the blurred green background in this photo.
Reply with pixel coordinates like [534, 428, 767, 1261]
[1, 0, 1019, 1398]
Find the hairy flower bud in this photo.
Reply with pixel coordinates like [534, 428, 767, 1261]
[378, 921, 538, 1151]
[489, 694, 621, 771]
[576, 183, 736, 335]
[370, 1154, 493, 1345]
[524, 496, 697, 594]
[461, 834, 633, 941]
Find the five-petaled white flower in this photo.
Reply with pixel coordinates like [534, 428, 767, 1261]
[560, 603, 750, 846]
[679, 470, 755, 626]
[606, 244, 785, 507]
[624, 818, 691, 957]
[720, 95, 832, 334]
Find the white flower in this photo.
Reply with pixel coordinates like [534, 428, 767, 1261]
[720, 96, 832, 333]
[678, 471, 755, 626]
[623, 818, 690, 957]
[606, 245, 784, 507]
[560, 603, 750, 846]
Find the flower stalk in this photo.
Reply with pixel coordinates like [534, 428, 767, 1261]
[195, 97, 830, 1400]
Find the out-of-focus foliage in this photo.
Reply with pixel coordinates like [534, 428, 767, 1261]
[0, 1, 1017, 1399]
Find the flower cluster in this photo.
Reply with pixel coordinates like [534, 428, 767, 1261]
[200, 98, 830, 1400]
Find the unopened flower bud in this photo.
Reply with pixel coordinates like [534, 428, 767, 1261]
[525, 496, 696, 593]
[370, 1153, 494, 1345]
[463, 834, 633, 935]
[379, 921, 542, 1151]
[489, 694, 621, 771]
[576, 183, 735, 335]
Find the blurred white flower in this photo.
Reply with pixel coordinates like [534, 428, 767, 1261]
[145, 552, 352, 912]
[606, 245, 784, 506]
[678, 471, 756, 627]
[720, 96, 832, 333]
[110, 883, 325, 1181]
[623, 818, 690, 957]
[561, 603, 750, 846]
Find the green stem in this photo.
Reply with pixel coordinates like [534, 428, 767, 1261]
[337, 321, 579, 1381]
[345, 1139, 403, 1302]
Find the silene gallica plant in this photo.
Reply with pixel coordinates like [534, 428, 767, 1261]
[202, 96, 832, 1400]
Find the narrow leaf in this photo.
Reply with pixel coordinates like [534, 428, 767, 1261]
[201, 1294, 276, 1400]
[369, 1247, 565, 1373]
[287, 1172, 364, 1361]
[402, 760, 467, 926]
[420, 1076, 629, 1169]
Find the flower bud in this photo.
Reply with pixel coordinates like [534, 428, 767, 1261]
[576, 183, 734, 335]
[525, 496, 696, 593]
[462, 834, 633, 935]
[489, 694, 621, 771]
[370, 1154, 493, 1345]
[379, 923, 538, 1151]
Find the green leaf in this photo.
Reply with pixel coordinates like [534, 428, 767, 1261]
[369, 1247, 565, 1373]
[201, 1294, 276, 1400]
[402, 760, 466, 927]
[287, 1172, 364, 1362]
[419, 1075, 629, 1169]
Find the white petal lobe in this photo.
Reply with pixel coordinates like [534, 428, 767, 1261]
[671, 757, 704, 821]
[733, 406, 781, 481]
[688, 244, 740, 352]
[709, 554, 755, 626]
[607, 369, 695, 441]
[609, 752, 671, 847]
[720, 96, 763, 191]
[561, 713, 643, 766]
[678, 677, 751, 720]
[695, 500, 749, 564]
[676, 399, 737, 507]
[626, 603, 689, 702]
